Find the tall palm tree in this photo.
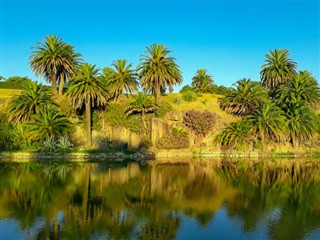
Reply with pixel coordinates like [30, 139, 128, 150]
[28, 105, 71, 141]
[219, 78, 268, 116]
[103, 59, 138, 99]
[283, 99, 319, 147]
[7, 81, 54, 123]
[260, 49, 297, 91]
[137, 43, 182, 100]
[246, 101, 286, 147]
[276, 71, 320, 108]
[29, 35, 82, 95]
[65, 63, 108, 147]
[191, 69, 214, 92]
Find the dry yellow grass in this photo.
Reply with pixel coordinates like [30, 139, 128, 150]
[160, 93, 238, 124]
[0, 88, 22, 99]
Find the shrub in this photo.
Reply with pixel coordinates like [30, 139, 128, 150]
[182, 90, 197, 102]
[156, 101, 173, 117]
[183, 110, 216, 137]
[56, 136, 73, 153]
[157, 135, 190, 149]
[173, 97, 181, 105]
[172, 128, 188, 137]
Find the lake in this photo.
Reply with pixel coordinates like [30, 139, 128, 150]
[0, 158, 320, 240]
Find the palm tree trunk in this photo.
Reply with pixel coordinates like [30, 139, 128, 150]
[86, 96, 92, 148]
[58, 76, 64, 95]
[51, 74, 58, 95]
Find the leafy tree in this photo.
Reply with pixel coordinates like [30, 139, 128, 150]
[29, 35, 81, 95]
[5, 76, 32, 89]
[215, 119, 252, 150]
[283, 99, 319, 147]
[65, 63, 108, 147]
[138, 43, 182, 99]
[191, 69, 214, 92]
[7, 81, 54, 123]
[28, 105, 71, 141]
[219, 78, 268, 116]
[103, 59, 138, 99]
[246, 101, 286, 147]
[126, 92, 158, 127]
[276, 70, 320, 108]
[260, 49, 297, 91]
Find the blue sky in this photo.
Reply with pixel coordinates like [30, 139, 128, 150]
[1, 0, 319, 91]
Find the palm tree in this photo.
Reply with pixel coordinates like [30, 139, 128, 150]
[103, 59, 138, 99]
[191, 69, 214, 92]
[29, 35, 81, 95]
[246, 101, 286, 147]
[215, 119, 252, 150]
[276, 71, 320, 108]
[283, 99, 319, 147]
[7, 81, 54, 123]
[126, 92, 158, 127]
[65, 63, 108, 147]
[28, 105, 71, 141]
[260, 49, 297, 91]
[219, 79, 268, 116]
[137, 43, 182, 100]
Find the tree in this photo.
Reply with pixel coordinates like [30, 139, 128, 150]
[283, 99, 319, 147]
[260, 49, 297, 91]
[126, 92, 158, 127]
[7, 81, 54, 123]
[137, 43, 182, 100]
[103, 59, 138, 99]
[219, 78, 268, 116]
[65, 63, 108, 147]
[246, 101, 286, 147]
[276, 71, 320, 108]
[215, 119, 252, 150]
[29, 35, 81, 95]
[28, 105, 71, 141]
[191, 69, 214, 92]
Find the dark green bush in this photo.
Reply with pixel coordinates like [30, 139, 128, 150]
[183, 110, 216, 137]
[156, 101, 173, 117]
[157, 135, 190, 149]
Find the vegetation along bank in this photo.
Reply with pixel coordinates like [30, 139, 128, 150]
[0, 35, 319, 159]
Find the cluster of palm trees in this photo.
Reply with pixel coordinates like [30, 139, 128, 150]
[217, 49, 320, 150]
[3, 35, 182, 148]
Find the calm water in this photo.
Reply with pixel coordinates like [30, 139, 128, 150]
[0, 158, 320, 240]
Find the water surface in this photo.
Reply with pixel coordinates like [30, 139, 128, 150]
[0, 158, 319, 240]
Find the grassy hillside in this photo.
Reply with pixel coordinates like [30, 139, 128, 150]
[0, 89, 21, 99]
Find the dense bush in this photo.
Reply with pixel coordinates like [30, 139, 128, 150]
[182, 90, 197, 101]
[183, 110, 216, 137]
[155, 101, 173, 117]
[157, 135, 190, 149]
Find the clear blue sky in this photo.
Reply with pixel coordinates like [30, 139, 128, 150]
[1, 0, 319, 91]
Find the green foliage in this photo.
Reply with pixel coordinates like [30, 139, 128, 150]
[7, 81, 54, 123]
[29, 34, 82, 95]
[182, 90, 197, 102]
[179, 85, 193, 93]
[215, 120, 252, 150]
[105, 103, 142, 133]
[191, 69, 214, 93]
[40, 137, 57, 154]
[172, 128, 188, 137]
[219, 78, 268, 116]
[157, 135, 190, 149]
[260, 48, 297, 91]
[102, 59, 138, 99]
[138, 43, 182, 99]
[56, 136, 73, 153]
[173, 97, 181, 105]
[0, 76, 32, 89]
[183, 110, 216, 137]
[28, 105, 72, 141]
[155, 101, 173, 117]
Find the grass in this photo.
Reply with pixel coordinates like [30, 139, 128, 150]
[0, 88, 21, 99]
